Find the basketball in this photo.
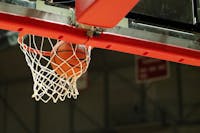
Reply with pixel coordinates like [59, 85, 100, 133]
[50, 41, 87, 78]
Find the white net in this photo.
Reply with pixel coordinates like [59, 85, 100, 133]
[18, 34, 91, 103]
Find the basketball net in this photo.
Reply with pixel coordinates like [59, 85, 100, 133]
[18, 34, 91, 103]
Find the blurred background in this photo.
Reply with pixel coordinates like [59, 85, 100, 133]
[1, 0, 200, 133]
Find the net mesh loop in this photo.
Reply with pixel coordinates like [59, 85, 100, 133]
[18, 34, 91, 103]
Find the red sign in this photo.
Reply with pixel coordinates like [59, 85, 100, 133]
[135, 56, 169, 82]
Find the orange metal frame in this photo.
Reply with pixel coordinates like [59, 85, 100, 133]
[0, 7, 200, 66]
[76, 0, 140, 28]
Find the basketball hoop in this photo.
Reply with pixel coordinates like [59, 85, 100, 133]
[18, 33, 91, 103]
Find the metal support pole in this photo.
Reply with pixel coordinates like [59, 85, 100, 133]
[140, 84, 147, 122]
[104, 71, 110, 131]
[193, 0, 199, 22]
[3, 87, 7, 133]
[69, 100, 75, 133]
[176, 64, 183, 122]
[35, 102, 40, 133]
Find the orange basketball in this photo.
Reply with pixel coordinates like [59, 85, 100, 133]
[51, 41, 87, 78]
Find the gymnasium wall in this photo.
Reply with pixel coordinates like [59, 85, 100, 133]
[0, 44, 200, 133]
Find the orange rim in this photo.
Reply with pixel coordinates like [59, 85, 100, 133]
[18, 33, 52, 57]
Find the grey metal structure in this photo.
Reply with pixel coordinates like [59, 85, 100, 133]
[132, 0, 196, 24]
